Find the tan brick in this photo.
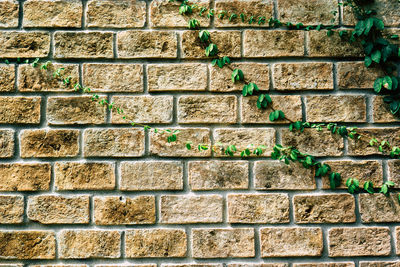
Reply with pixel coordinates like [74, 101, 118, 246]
[0, 265, 23, 267]
[261, 227, 323, 257]
[360, 262, 400, 267]
[54, 162, 114, 191]
[338, 62, 384, 89]
[0, 195, 23, 223]
[23, 0, 81, 27]
[188, 161, 248, 190]
[228, 265, 288, 267]
[150, 128, 211, 157]
[54, 32, 113, 59]
[389, 160, 400, 188]
[164, 265, 221, 267]
[0, 129, 14, 158]
[181, 30, 241, 59]
[228, 193, 289, 224]
[192, 228, 255, 258]
[96, 265, 154, 267]
[0, 97, 40, 124]
[178, 96, 237, 124]
[118, 31, 177, 58]
[0, 64, 15, 92]
[397, 227, 400, 255]
[295, 264, 354, 267]
[111, 96, 173, 124]
[27, 195, 89, 224]
[214, 128, 275, 157]
[125, 229, 187, 258]
[31, 265, 88, 267]
[308, 31, 363, 57]
[0, 231, 55, 259]
[244, 30, 304, 57]
[373, 96, 399, 123]
[0, 32, 50, 58]
[120, 161, 183, 191]
[59, 230, 120, 259]
[328, 227, 391, 257]
[87, 0, 145, 28]
[148, 64, 207, 92]
[160, 195, 223, 224]
[242, 95, 302, 124]
[348, 128, 400, 156]
[84, 128, 145, 157]
[0, 0, 18, 28]
[20, 129, 79, 158]
[282, 128, 344, 156]
[254, 161, 316, 190]
[0, 163, 50, 191]
[83, 64, 143, 92]
[360, 193, 400, 223]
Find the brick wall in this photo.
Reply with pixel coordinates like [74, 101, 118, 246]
[0, 0, 400, 266]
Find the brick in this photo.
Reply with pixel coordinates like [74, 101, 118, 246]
[83, 64, 143, 92]
[338, 62, 384, 89]
[178, 96, 237, 124]
[94, 196, 155, 225]
[0, 231, 55, 259]
[148, 64, 207, 92]
[20, 129, 79, 158]
[0, 129, 14, 158]
[150, 0, 210, 28]
[31, 265, 87, 267]
[306, 95, 366, 122]
[0, 97, 40, 124]
[23, 0, 82, 27]
[389, 160, 400, 188]
[360, 193, 400, 223]
[242, 95, 302, 124]
[87, 0, 145, 28]
[84, 128, 145, 157]
[0, 32, 50, 58]
[0, 163, 50, 191]
[228, 265, 288, 267]
[373, 96, 399, 123]
[59, 230, 121, 259]
[120, 161, 183, 191]
[181, 30, 241, 59]
[308, 31, 363, 57]
[27, 195, 89, 224]
[125, 229, 187, 258]
[328, 227, 391, 257]
[164, 265, 221, 267]
[0, 195, 23, 223]
[295, 264, 354, 267]
[228, 193, 289, 223]
[18, 63, 78, 92]
[254, 161, 316, 190]
[54, 32, 113, 59]
[273, 63, 333, 90]
[281, 128, 344, 156]
[0, 265, 23, 267]
[188, 161, 248, 190]
[118, 31, 177, 58]
[160, 195, 223, 224]
[294, 194, 356, 224]
[244, 30, 304, 57]
[260, 227, 323, 257]
[192, 228, 255, 258]
[150, 128, 211, 157]
[0, 0, 18, 28]
[214, 128, 275, 157]
[0, 64, 15, 92]
[397, 227, 400, 255]
[360, 262, 400, 267]
[96, 266, 154, 267]
[348, 128, 400, 156]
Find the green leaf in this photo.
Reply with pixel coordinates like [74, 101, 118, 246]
[217, 59, 224, 68]
[373, 78, 383, 93]
[390, 100, 400, 114]
[364, 18, 374, 35]
[373, 18, 385, 30]
[242, 84, 248, 96]
[371, 50, 381, 63]
[364, 181, 375, 194]
[186, 142, 192, 150]
[355, 20, 365, 36]
[364, 56, 372, 67]
[199, 30, 210, 42]
[269, 111, 275, 122]
[383, 76, 393, 90]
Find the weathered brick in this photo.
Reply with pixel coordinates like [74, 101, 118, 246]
[308, 31, 363, 57]
[96, 265, 154, 267]
[0, 129, 14, 158]
[373, 96, 399, 123]
[192, 228, 255, 258]
[164, 265, 221, 267]
[228, 265, 288, 267]
[228, 193, 289, 224]
[0, 97, 40, 124]
[54, 32, 113, 59]
[360, 193, 400, 223]
[27, 195, 89, 224]
[160, 195, 223, 224]
[94, 196, 155, 225]
[0, 264, 23, 267]
[244, 30, 304, 57]
[118, 31, 177, 58]
[125, 229, 187, 258]
[388, 160, 400, 188]
[397, 227, 400, 255]
[0, 195, 23, 223]
[0, 163, 50, 191]
[295, 264, 354, 267]
[83, 64, 143, 92]
[84, 128, 145, 157]
[120, 161, 183, 191]
[178, 96, 237, 124]
[148, 64, 207, 92]
[0, 0, 18, 28]
[260, 227, 323, 257]
[348, 128, 400, 156]
[0, 231, 55, 259]
[306, 95, 367, 122]
[20, 129, 79, 158]
[338, 62, 384, 89]
[242, 95, 302, 124]
[0, 32, 50, 58]
[87, 0, 145, 28]
[360, 262, 400, 267]
[55, 162, 115, 191]
[59, 230, 121, 259]
[23, 0, 82, 27]
[0, 64, 15, 92]
[31, 265, 87, 267]
[188, 161, 248, 190]
[181, 30, 241, 59]
[328, 227, 391, 257]
[254, 161, 316, 190]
